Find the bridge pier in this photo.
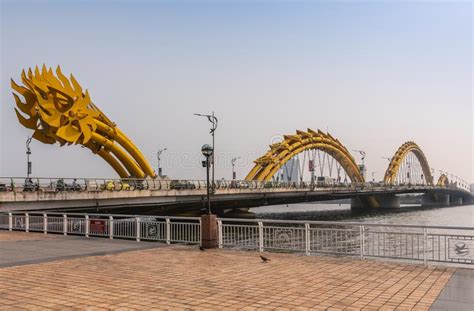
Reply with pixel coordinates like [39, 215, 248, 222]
[449, 196, 463, 206]
[376, 195, 401, 209]
[351, 195, 400, 210]
[421, 193, 450, 207]
[351, 197, 375, 210]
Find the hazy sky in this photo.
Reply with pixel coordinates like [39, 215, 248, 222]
[1, 0, 472, 183]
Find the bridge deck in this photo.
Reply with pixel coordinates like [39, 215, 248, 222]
[1, 184, 471, 213]
[0, 231, 459, 310]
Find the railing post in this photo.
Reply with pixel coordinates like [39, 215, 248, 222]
[258, 221, 264, 252]
[109, 216, 114, 240]
[218, 219, 223, 249]
[166, 218, 171, 245]
[360, 225, 365, 260]
[423, 227, 427, 266]
[25, 213, 29, 232]
[199, 218, 202, 246]
[305, 223, 310, 256]
[135, 217, 140, 242]
[85, 215, 90, 238]
[63, 214, 67, 236]
[8, 213, 12, 231]
[43, 213, 47, 234]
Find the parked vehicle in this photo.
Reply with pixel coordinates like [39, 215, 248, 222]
[56, 179, 82, 191]
[106, 180, 130, 191]
[129, 179, 145, 190]
[316, 176, 335, 187]
[169, 180, 196, 190]
[23, 178, 39, 192]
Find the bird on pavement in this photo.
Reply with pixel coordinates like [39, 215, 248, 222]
[199, 246, 205, 251]
[260, 255, 270, 263]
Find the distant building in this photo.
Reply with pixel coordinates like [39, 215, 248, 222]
[277, 158, 300, 182]
[471, 183, 474, 193]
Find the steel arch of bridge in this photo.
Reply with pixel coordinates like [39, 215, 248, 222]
[383, 141, 433, 185]
[11, 65, 155, 179]
[245, 129, 364, 182]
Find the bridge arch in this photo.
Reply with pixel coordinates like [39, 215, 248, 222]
[245, 129, 364, 182]
[437, 174, 449, 187]
[383, 141, 433, 185]
[11, 65, 155, 179]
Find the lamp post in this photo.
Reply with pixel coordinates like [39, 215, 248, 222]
[201, 144, 214, 215]
[26, 136, 32, 179]
[156, 147, 167, 177]
[194, 112, 218, 188]
[231, 157, 240, 180]
[353, 149, 366, 179]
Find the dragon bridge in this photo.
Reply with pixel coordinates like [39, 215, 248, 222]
[11, 65, 155, 179]
[245, 129, 364, 182]
[383, 141, 433, 185]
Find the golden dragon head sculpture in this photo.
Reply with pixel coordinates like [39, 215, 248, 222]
[11, 65, 155, 179]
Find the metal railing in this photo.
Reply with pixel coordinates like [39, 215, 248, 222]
[218, 218, 474, 266]
[0, 212, 201, 245]
[1, 176, 467, 194]
[1, 212, 472, 266]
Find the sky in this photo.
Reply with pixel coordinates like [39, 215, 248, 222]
[0, 0, 472, 184]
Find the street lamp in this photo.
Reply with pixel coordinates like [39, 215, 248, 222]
[231, 157, 240, 180]
[353, 149, 366, 179]
[156, 147, 167, 177]
[194, 112, 218, 187]
[26, 136, 32, 179]
[201, 144, 214, 215]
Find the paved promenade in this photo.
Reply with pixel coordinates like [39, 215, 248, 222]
[0, 231, 461, 310]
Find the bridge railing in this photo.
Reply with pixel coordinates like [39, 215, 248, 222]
[218, 218, 474, 266]
[1, 176, 462, 194]
[1, 211, 473, 266]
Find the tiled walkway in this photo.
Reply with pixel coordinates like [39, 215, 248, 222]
[0, 230, 160, 268]
[0, 231, 456, 310]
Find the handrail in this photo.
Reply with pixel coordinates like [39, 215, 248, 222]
[218, 217, 474, 231]
[1, 212, 472, 266]
[0, 211, 200, 220]
[1, 211, 472, 230]
[0, 176, 471, 194]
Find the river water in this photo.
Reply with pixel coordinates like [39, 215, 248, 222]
[251, 203, 474, 227]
